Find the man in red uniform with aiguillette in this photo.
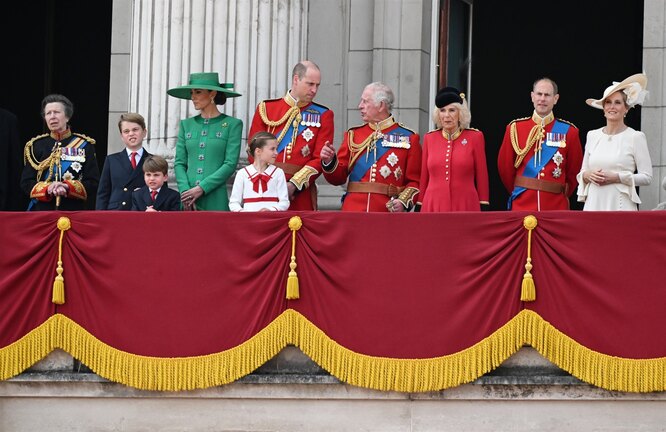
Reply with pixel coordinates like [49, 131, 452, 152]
[320, 82, 421, 212]
[498, 78, 583, 211]
[249, 60, 333, 210]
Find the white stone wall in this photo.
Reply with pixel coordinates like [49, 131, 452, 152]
[643, 0, 666, 209]
[107, 0, 308, 163]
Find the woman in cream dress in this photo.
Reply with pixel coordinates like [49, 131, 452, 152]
[577, 73, 653, 210]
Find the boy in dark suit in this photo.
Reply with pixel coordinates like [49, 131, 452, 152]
[132, 155, 180, 211]
[96, 113, 151, 210]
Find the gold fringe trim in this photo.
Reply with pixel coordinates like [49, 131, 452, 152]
[523, 309, 666, 393]
[1, 310, 665, 393]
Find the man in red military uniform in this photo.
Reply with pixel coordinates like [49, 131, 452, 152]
[498, 78, 583, 211]
[320, 82, 421, 212]
[249, 60, 333, 210]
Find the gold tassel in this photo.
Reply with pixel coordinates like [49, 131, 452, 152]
[521, 215, 537, 302]
[286, 216, 303, 299]
[52, 217, 71, 305]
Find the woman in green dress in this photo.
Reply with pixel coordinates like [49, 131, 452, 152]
[168, 72, 243, 210]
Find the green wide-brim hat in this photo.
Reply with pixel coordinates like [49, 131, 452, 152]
[167, 72, 242, 99]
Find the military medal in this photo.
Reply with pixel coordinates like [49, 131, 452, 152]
[379, 165, 391, 178]
[302, 127, 314, 142]
[546, 132, 566, 148]
[301, 145, 311, 157]
[71, 161, 82, 172]
[301, 112, 321, 127]
[382, 134, 411, 149]
[552, 151, 564, 178]
[387, 152, 399, 167]
[394, 166, 402, 180]
[461, 139, 468, 146]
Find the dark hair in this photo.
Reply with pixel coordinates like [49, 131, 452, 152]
[143, 155, 169, 175]
[213, 91, 227, 106]
[41, 94, 74, 119]
[532, 77, 559, 95]
[118, 112, 147, 132]
[247, 131, 277, 158]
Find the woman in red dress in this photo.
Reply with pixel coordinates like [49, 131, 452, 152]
[419, 87, 489, 212]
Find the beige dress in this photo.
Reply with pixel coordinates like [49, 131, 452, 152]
[577, 127, 652, 211]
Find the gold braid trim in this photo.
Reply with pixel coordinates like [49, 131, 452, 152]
[1, 310, 666, 392]
[23, 134, 51, 171]
[258, 101, 302, 144]
[348, 129, 381, 168]
[511, 122, 545, 168]
[397, 187, 419, 209]
[290, 166, 319, 190]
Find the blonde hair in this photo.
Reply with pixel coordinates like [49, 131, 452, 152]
[431, 100, 472, 130]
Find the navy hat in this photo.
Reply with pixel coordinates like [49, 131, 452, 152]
[435, 87, 463, 108]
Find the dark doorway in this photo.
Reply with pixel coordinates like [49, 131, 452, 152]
[0, 0, 112, 210]
[441, 0, 644, 210]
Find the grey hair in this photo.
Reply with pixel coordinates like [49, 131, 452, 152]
[366, 82, 394, 112]
[431, 100, 472, 130]
[532, 77, 559, 96]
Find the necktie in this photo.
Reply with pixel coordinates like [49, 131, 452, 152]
[130, 152, 138, 169]
[150, 190, 157, 201]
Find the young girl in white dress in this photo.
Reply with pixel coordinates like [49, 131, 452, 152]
[229, 132, 290, 211]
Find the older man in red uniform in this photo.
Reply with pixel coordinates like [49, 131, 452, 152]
[320, 82, 421, 212]
[249, 60, 333, 210]
[498, 78, 583, 211]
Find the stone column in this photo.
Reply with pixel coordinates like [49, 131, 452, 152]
[307, 0, 433, 209]
[109, 0, 309, 180]
[642, 0, 666, 209]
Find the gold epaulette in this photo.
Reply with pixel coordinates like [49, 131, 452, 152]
[466, 127, 480, 132]
[23, 134, 49, 166]
[349, 123, 366, 131]
[557, 118, 578, 129]
[24, 133, 49, 148]
[73, 133, 96, 144]
[509, 116, 531, 125]
[398, 123, 417, 134]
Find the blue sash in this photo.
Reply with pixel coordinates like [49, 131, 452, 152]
[507, 120, 569, 209]
[277, 104, 327, 154]
[349, 126, 412, 182]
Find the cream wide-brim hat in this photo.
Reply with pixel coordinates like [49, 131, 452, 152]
[585, 73, 648, 109]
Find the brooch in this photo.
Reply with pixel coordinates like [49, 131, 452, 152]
[379, 165, 391, 179]
[302, 128, 314, 142]
[387, 152, 399, 167]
